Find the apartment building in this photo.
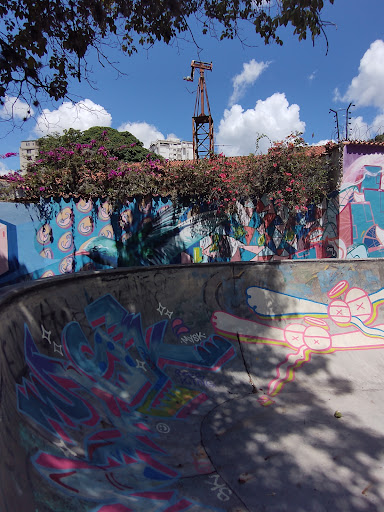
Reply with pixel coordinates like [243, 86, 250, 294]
[149, 138, 193, 161]
[19, 140, 39, 171]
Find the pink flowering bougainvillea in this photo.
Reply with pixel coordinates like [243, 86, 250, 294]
[0, 152, 18, 159]
[2, 134, 337, 213]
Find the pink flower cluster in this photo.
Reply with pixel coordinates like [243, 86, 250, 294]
[0, 152, 18, 159]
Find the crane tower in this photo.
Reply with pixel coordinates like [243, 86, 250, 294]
[184, 60, 214, 160]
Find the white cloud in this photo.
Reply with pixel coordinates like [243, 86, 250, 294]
[118, 121, 165, 148]
[346, 113, 384, 140]
[333, 87, 342, 103]
[251, 1, 273, 10]
[33, 99, 112, 136]
[166, 133, 180, 141]
[216, 92, 305, 156]
[0, 96, 34, 120]
[332, 40, 384, 140]
[229, 59, 270, 106]
[0, 162, 9, 175]
[330, 112, 384, 141]
[371, 112, 384, 136]
[348, 116, 370, 140]
[341, 40, 384, 109]
[312, 139, 334, 146]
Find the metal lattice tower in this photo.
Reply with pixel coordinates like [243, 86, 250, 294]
[184, 60, 214, 160]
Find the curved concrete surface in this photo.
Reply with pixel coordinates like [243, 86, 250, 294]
[1, 261, 384, 512]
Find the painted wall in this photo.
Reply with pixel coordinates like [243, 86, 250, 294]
[2, 262, 384, 511]
[0, 195, 332, 287]
[0, 142, 383, 286]
[338, 143, 384, 258]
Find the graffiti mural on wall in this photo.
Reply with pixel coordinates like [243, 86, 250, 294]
[339, 146, 384, 258]
[212, 279, 384, 406]
[0, 195, 331, 286]
[17, 294, 235, 511]
[0, 198, 231, 285]
[196, 197, 330, 263]
[1, 143, 384, 285]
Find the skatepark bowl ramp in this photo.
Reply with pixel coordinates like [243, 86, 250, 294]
[1, 260, 384, 512]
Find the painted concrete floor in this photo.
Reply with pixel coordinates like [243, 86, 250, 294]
[1, 261, 384, 512]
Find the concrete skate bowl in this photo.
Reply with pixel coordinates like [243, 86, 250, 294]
[1, 260, 384, 512]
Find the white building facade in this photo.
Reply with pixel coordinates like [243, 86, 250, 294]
[149, 138, 193, 161]
[19, 140, 39, 171]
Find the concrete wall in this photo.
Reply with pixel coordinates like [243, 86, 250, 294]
[2, 261, 384, 511]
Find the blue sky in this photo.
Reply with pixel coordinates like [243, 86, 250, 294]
[1, 0, 384, 172]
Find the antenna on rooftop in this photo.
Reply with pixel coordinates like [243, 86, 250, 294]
[183, 60, 214, 160]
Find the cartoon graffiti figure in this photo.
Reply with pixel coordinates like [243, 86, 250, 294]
[212, 280, 384, 406]
[17, 294, 234, 512]
[80, 206, 227, 267]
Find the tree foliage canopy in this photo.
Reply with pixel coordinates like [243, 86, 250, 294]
[1, 0, 335, 112]
[38, 126, 155, 162]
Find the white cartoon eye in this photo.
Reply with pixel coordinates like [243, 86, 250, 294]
[284, 324, 305, 347]
[344, 288, 373, 323]
[328, 299, 351, 326]
[303, 326, 332, 351]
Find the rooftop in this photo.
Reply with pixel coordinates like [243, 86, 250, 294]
[342, 140, 384, 147]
